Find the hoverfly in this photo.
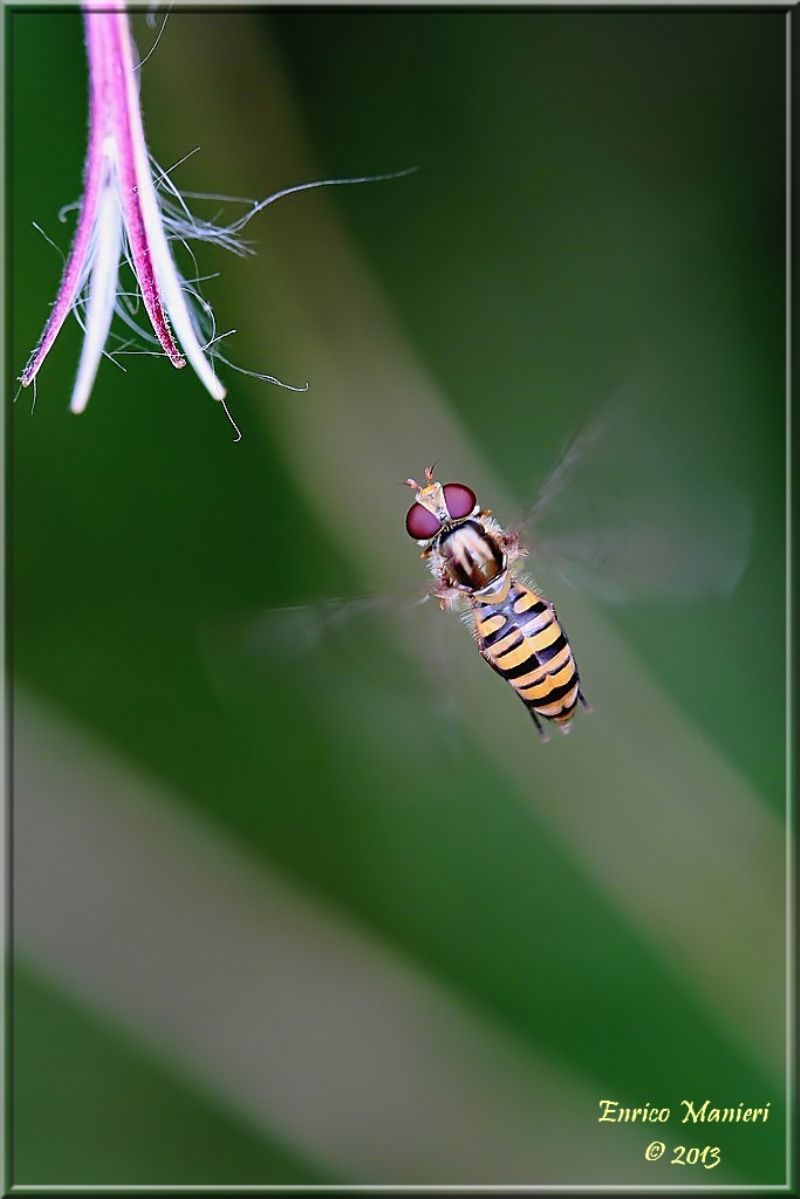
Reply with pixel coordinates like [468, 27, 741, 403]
[404, 468, 586, 741]
[213, 392, 752, 746]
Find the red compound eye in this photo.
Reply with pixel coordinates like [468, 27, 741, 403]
[405, 503, 442, 540]
[443, 483, 477, 520]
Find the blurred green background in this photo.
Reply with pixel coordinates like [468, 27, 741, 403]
[10, 7, 787, 1188]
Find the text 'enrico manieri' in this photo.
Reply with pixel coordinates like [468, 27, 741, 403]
[598, 1100, 771, 1124]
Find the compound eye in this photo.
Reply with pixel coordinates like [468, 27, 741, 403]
[405, 503, 442, 540]
[443, 483, 477, 520]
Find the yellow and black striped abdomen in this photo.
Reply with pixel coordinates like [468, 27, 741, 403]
[472, 576, 583, 736]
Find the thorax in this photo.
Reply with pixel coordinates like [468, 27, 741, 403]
[439, 520, 505, 592]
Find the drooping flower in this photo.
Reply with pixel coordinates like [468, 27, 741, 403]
[18, 1, 412, 438]
[19, 1, 236, 421]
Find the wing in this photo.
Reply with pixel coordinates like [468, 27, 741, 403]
[199, 584, 471, 753]
[516, 388, 753, 604]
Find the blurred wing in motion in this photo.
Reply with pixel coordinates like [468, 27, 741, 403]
[519, 389, 753, 603]
[200, 586, 468, 755]
[241, 592, 428, 659]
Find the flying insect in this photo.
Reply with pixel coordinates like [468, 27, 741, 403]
[404, 468, 587, 739]
[219, 393, 752, 746]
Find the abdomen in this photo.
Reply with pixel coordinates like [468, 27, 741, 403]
[472, 576, 582, 732]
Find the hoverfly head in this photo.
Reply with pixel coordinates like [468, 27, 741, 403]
[404, 467, 479, 543]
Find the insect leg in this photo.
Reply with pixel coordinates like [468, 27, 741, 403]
[528, 707, 551, 743]
[578, 690, 592, 713]
[433, 583, 468, 611]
